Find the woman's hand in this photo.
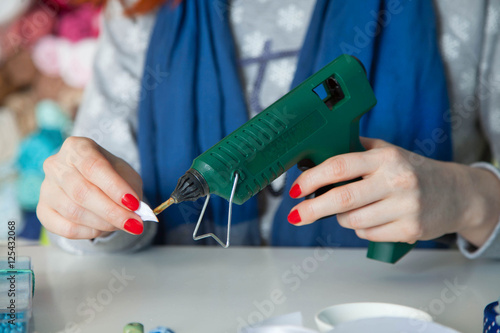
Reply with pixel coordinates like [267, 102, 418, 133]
[288, 137, 500, 247]
[37, 136, 144, 239]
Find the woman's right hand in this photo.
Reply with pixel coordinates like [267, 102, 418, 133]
[37, 136, 145, 239]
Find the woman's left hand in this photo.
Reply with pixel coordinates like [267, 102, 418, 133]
[287, 137, 500, 246]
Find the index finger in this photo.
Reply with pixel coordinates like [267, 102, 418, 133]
[66, 138, 141, 211]
[359, 136, 391, 150]
[289, 151, 380, 199]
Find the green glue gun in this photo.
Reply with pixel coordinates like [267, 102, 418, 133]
[154, 54, 415, 264]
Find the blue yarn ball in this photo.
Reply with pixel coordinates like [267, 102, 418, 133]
[35, 100, 71, 132]
[16, 171, 44, 210]
[17, 129, 64, 171]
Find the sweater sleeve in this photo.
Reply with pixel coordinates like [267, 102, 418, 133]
[457, 0, 500, 259]
[49, 0, 158, 254]
[457, 163, 500, 259]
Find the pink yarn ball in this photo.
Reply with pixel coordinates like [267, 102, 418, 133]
[0, 6, 56, 57]
[32, 36, 61, 77]
[56, 4, 100, 42]
[42, 0, 74, 11]
[32, 35, 97, 87]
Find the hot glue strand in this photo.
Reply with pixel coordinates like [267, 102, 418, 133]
[154, 197, 175, 215]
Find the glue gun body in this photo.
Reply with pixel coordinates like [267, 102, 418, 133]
[173, 54, 415, 263]
[193, 54, 372, 205]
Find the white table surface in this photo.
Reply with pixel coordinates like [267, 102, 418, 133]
[10, 246, 500, 333]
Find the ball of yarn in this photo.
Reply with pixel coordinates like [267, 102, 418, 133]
[35, 75, 66, 101]
[56, 4, 101, 42]
[0, 5, 56, 61]
[2, 50, 38, 88]
[36, 99, 71, 132]
[17, 129, 64, 171]
[4, 92, 37, 137]
[42, 0, 74, 11]
[32, 36, 61, 77]
[16, 170, 44, 211]
[33, 36, 97, 88]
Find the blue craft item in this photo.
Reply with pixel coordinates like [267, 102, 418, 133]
[484, 301, 500, 333]
[35, 99, 72, 134]
[148, 327, 175, 333]
[0, 257, 34, 333]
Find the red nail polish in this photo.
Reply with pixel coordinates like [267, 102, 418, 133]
[288, 210, 302, 224]
[122, 194, 140, 211]
[124, 219, 143, 235]
[289, 184, 302, 198]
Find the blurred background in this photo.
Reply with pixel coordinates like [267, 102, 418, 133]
[0, 0, 102, 244]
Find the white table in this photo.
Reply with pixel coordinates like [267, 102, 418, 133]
[12, 246, 500, 332]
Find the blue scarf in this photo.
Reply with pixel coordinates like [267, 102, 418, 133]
[138, 0, 452, 247]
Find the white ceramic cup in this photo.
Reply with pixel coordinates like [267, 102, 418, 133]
[315, 302, 433, 332]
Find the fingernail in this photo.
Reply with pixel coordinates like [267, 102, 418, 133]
[288, 210, 301, 224]
[124, 219, 143, 235]
[289, 184, 302, 198]
[122, 194, 140, 211]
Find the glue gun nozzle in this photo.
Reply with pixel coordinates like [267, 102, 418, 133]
[154, 197, 175, 215]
